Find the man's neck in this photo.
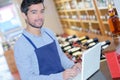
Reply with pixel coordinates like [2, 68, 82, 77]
[26, 27, 41, 36]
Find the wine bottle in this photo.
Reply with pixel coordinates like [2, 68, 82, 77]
[83, 38, 99, 46]
[65, 35, 77, 41]
[60, 42, 72, 49]
[72, 36, 89, 44]
[101, 40, 111, 50]
[79, 36, 89, 41]
[72, 51, 83, 63]
[67, 36, 89, 45]
[72, 51, 82, 57]
[87, 42, 97, 49]
[81, 39, 88, 44]
[57, 36, 66, 42]
[63, 46, 72, 52]
[67, 37, 80, 42]
[100, 40, 111, 60]
[67, 47, 81, 55]
[108, 4, 120, 35]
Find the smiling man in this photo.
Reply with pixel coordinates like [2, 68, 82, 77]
[14, 0, 81, 80]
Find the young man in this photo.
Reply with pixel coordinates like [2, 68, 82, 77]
[14, 0, 81, 80]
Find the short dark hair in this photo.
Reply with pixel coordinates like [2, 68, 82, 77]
[21, 0, 44, 15]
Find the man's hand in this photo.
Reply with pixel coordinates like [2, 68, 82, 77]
[63, 68, 78, 80]
[63, 63, 82, 80]
[72, 63, 82, 74]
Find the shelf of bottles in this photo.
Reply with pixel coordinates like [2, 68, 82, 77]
[56, 34, 111, 63]
[54, 0, 98, 33]
[96, 0, 117, 37]
[53, 0, 119, 37]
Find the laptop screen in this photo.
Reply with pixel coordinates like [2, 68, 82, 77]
[73, 43, 101, 80]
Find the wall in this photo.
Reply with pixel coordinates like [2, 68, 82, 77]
[113, 0, 120, 18]
[44, 0, 63, 34]
[14, 0, 64, 34]
[12, 0, 26, 28]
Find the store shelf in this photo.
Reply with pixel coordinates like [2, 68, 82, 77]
[54, 0, 71, 4]
[63, 28, 112, 41]
[53, 0, 118, 38]
[98, 7, 108, 10]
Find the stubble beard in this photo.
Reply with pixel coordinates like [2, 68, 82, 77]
[28, 21, 44, 29]
[26, 18, 44, 29]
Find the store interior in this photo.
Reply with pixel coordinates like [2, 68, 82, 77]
[0, 0, 120, 80]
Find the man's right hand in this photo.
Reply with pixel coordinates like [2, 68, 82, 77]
[63, 68, 78, 80]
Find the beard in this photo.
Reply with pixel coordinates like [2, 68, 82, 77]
[26, 19, 44, 29]
[29, 22, 44, 29]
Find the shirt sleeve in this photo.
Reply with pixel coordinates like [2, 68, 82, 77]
[14, 38, 64, 80]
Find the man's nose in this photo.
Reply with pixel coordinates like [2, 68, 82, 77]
[37, 13, 43, 18]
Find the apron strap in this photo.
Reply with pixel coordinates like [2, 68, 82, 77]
[22, 31, 54, 49]
[22, 34, 37, 49]
[45, 31, 54, 40]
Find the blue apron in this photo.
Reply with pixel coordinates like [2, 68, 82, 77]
[22, 32, 64, 75]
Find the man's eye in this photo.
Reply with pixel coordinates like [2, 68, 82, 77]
[41, 10, 45, 13]
[32, 11, 36, 14]
[31, 11, 37, 14]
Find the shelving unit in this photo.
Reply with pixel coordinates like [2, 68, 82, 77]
[53, 0, 118, 41]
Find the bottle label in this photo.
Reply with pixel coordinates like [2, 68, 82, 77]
[62, 42, 70, 47]
[79, 36, 86, 40]
[87, 39, 93, 43]
[88, 42, 96, 47]
[72, 51, 82, 56]
[68, 47, 80, 52]
[102, 45, 109, 49]
[64, 46, 72, 51]
[81, 39, 87, 43]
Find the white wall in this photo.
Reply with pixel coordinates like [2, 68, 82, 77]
[113, 0, 120, 18]
[44, 0, 63, 34]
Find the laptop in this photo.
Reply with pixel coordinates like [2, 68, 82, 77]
[72, 43, 101, 80]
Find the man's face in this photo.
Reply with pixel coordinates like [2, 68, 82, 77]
[24, 3, 45, 28]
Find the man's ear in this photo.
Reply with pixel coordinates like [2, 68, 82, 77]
[21, 12, 27, 20]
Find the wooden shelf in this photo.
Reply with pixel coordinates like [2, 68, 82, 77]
[54, 0, 71, 4]
[98, 7, 108, 10]
[53, 0, 118, 39]
[58, 8, 95, 12]
[103, 21, 108, 24]
[82, 20, 99, 23]
[63, 28, 112, 41]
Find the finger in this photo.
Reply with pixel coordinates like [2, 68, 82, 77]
[70, 70, 78, 76]
[75, 63, 82, 70]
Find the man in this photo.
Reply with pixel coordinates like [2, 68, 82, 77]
[14, 0, 81, 80]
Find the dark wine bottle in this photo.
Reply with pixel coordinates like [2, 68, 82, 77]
[71, 36, 89, 44]
[83, 38, 99, 46]
[67, 47, 81, 55]
[101, 40, 111, 50]
[87, 42, 98, 49]
[79, 36, 89, 41]
[60, 42, 72, 49]
[65, 35, 77, 41]
[63, 46, 72, 52]
[72, 51, 82, 57]
[108, 5, 120, 35]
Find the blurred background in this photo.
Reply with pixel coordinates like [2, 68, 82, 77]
[0, 0, 120, 80]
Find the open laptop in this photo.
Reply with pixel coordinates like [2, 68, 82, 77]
[72, 43, 101, 80]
